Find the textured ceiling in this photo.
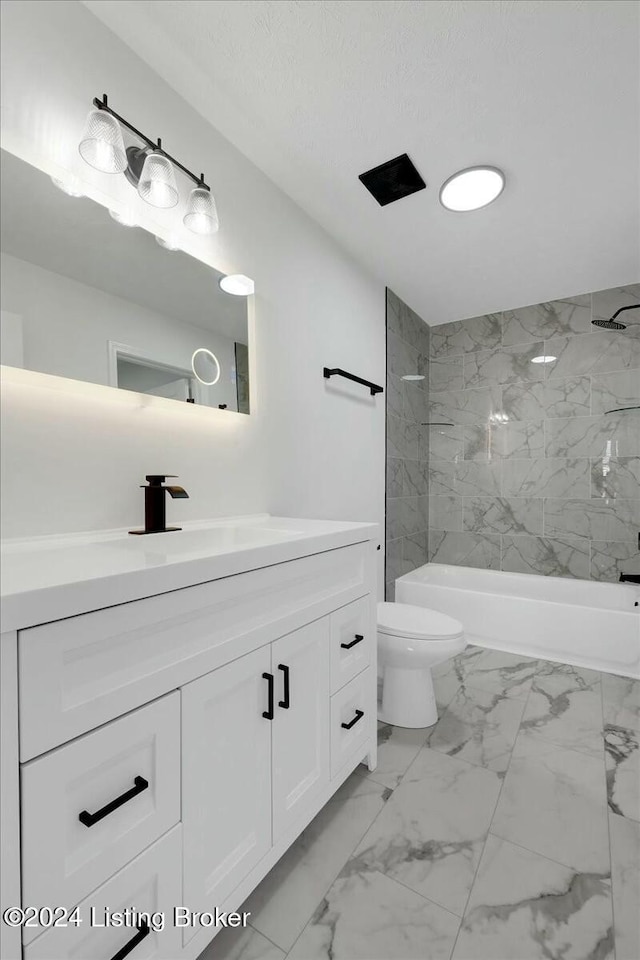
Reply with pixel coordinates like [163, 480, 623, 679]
[85, 0, 639, 324]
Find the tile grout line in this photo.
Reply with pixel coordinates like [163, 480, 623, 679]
[601, 676, 618, 960]
[448, 662, 539, 959]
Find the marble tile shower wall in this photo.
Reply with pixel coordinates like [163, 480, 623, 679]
[386, 289, 430, 600]
[428, 284, 640, 581]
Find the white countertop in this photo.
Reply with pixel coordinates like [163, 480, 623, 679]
[0, 514, 379, 632]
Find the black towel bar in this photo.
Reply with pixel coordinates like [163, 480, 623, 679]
[323, 367, 384, 396]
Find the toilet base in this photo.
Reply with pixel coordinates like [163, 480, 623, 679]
[379, 665, 438, 728]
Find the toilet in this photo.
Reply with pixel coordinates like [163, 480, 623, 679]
[377, 601, 466, 728]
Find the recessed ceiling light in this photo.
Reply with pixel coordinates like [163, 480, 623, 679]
[219, 274, 255, 296]
[439, 166, 505, 212]
[401, 374, 425, 381]
[531, 355, 557, 364]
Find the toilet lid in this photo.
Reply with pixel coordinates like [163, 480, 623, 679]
[377, 602, 464, 641]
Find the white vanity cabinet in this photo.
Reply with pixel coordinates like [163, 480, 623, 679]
[0, 518, 379, 960]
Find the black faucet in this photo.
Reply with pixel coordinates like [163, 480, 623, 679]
[129, 475, 189, 535]
[619, 573, 640, 584]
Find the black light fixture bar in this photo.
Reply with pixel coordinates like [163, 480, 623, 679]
[93, 94, 210, 190]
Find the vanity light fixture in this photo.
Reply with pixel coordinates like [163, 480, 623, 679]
[219, 274, 255, 296]
[79, 95, 218, 233]
[439, 166, 505, 212]
[138, 149, 179, 209]
[78, 106, 127, 174]
[531, 355, 557, 364]
[401, 374, 425, 381]
[191, 348, 221, 386]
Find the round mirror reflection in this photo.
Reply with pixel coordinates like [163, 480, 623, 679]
[191, 348, 221, 385]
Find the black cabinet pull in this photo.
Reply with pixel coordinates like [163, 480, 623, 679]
[341, 633, 364, 650]
[78, 776, 148, 827]
[278, 664, 291, 709]
[262, 672, 275, 720]
[341, 709, 364, 730]
[109, 922, 150, 960]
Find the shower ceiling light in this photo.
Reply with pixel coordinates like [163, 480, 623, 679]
[531, 355, 557, 364]
[78, 108, 127, 174]
[439, 166, 505, 212]
[401, 374, 425, 381]
[219, 274, 255, 296]
[138, 151, 179, 209]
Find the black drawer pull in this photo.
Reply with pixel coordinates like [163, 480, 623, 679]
[78, 776, 148, 827]
[341, 633, 364, 650]
[341, 709, 364, 730]
[278, 663, 291, 709]
[109, 921, 150, 960]
[262, 672, 275, 720]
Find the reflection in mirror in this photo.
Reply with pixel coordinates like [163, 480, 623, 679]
[0, 149, 251, 412]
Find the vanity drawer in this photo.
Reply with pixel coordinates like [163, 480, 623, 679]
[330, 597, 372, 693]
[21, 693, 180, 931]
[18, 541, 372, 760]
[25, 824, 182, 960]
[330, 669, 372, 779]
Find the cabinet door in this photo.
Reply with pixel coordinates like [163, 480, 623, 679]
[182, 646, 272, 943]
[271, 619, 330, 841]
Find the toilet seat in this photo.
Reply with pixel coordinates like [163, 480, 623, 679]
[377, 602, 463, 642]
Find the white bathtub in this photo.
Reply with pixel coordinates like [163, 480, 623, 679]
[396, 564, 640, 679]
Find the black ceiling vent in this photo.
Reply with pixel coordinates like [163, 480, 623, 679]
[358, 153, 426, 207]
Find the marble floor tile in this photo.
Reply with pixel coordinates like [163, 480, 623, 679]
[520, 664, 603, 758]
[491, 732, 610, 873]
[431, 662, 463, 713]
[241, 773, 390, 952]
[604, 724, 639, 822]
[452, 834, 614, 960]
[428, 684, 527, 774]
[197, 926, 284, 960]
[362, 723, 429, 790]
[609, 812, 640, 960]
[457, 648, 539, 700]
[346, 748, 501, 916]
[602, 673, 640, 731]
[288, 869, 460, 960]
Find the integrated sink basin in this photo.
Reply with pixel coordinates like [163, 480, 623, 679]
[0, 514, 379, 632]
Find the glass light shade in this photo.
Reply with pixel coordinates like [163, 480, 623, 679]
[137, 152, 179, 209]
[78, 109, 127, 174]
[184, 187, 219, 235]
[219, 274, 255, 296]
[439, 166, 505, 211]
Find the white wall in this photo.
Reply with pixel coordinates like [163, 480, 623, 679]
[0, 1, 385, 579]
[1, 252, 240, 409]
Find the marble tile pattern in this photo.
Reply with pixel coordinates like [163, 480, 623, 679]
[201, 650, 639, 960]
[428, 284, 640, 581]
[385, 289, 430, 599]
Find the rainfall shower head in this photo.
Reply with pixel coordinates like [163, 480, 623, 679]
[591, 304, 640, 330]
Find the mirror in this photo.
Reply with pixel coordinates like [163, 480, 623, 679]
[0, 149, 251, 413]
